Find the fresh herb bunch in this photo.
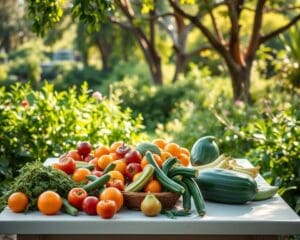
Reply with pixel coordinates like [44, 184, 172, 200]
[0, 161, 78, 211]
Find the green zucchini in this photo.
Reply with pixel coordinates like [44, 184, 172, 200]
[183, 178, 206, 216]
[83, 174, 111, 192]
[125, 164, 155, 192]
[254, 185, 278, 201]
[162, 157, 178, 175]
[86, 175, 98, 181]
[136, 142, 161, 156]
[75, 162, 95, 170]
[195, 168, 258, 204]
[145, 151, 185, 194]
[62, 198, 79, 216]
[103, 162, 116, 174]
[168, 166, 198, 178]
[173, 178, 191, 212]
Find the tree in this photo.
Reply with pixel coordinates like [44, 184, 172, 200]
[168, 0, 300, 102]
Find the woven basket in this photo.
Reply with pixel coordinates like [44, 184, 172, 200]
[123, 192, 180, 211]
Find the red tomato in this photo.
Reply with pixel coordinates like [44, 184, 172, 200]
[124, 150, 142, 164]
[125, 162, 142, 179]
[82, 196, 99, 215]
[58, 156, 76, 175]
[77, 142, 92, 157]
[83, 154, 93, 163]
[67, 188, 87, 210]
[106, 179, 125, 191]
[97, 200, 117, 219]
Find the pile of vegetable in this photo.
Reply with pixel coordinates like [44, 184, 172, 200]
[2, 136, 278, 219]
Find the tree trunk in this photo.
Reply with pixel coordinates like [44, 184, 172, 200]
[144, 47, 163, 85]
[172, 52, 188, 82]
[228, 63, 252, 102]
[94, 40, 112, 72]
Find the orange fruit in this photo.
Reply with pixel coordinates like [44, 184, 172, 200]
[100, 187, 124, 211]
[178, 153, 190, 167]
[181, 147, 190, 157]
[141, 157, 148, 169]
[8, 192, 29, 213]
[164, 143, 181, 157]
[160, 151, 172, 163]
[109, 152, 119, 160]
[94, 145, 110, 158]
[132, 172, 143, 182]
[152, 139, 167, 149]
[113, 160, 126, 174]
[72, 168, 91, 183]
[108, 170, 125, 183]
[144, 179, 162, 193]
[97, 155, 113, 170]
[110, 141, 123, 153]
[97, 200, 117, 219]
[37, 191, 62, 215]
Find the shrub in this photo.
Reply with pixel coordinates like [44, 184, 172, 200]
[0, 82, 145, 184]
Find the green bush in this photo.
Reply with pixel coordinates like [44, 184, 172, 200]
[0, 82, 145, 184]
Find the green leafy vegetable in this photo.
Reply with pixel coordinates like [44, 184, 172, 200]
[0, 161, 78, 211]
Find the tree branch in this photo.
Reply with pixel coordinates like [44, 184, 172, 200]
[205, 0, 224, 43]
[109, 16, 132, 29]
[186, 45, 211, 59]
[246, 0, 267, 62]
[260, 14, 300, 44]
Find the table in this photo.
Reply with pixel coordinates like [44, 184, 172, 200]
[0, 158, 299, 240]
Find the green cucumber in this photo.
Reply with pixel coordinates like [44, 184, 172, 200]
[83, 174, 111, 192]
[62, 198, 79, 216]
[145, 151, 185, 194]
[75, 162, 95, 170]
[162, 157, 178, 175]
[103, 162, 116, 174]
[170, 209, 191, 216]
[168, 167, 198, 178]
[183, 178, 206, 216]
[254, 185, 278, 201]
[136, 142, 161, 156]
[173, 177, 191, 212]
[86, 175, 98, 181]
[125, 164, 155, 192]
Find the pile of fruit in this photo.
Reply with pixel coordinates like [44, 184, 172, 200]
[5, 136, 279, 219]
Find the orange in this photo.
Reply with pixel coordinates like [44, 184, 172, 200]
[160, 151, 172, 163]
[113, 160, 126, 174]
[141, 154, 162, 168]
[152, 139, 167, 149]
[97, 155, 113, 170]
[72, 168, 91, 183]
[164, 143, 181, 157]
[178, 153, 190, 167]
[100, 187, 124, 211]
[153, 154, 163, 168]
[108, 170, 125, 183]
[144, 179, 162, 193]
[37, 191, 62, 215]
[141, 157, 148, 169]
[181, 147, 190, 157]
[94, 145, 110, 158]
[8, 192, 29, 213]
[110, 141, 123, 153]
[109, 152, 119, 160]
[132, 172, 143, 182]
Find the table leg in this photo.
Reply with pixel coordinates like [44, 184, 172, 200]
[18, 234, 279, 240]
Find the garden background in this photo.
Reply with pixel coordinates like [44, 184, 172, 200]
[0, 0, 299, 214]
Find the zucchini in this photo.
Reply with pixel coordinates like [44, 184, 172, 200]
[195, 168, 258, 204]
[183, 178, 206, 216]
[136, 142, 161, 156]
[145, 151, 185, 194]
[86, 175, 98, 181]
[125, 164, 155, 192]
[168, 166, 198, 178]
[83, 174, 111, 192]
[162, 157, 178, 175]
[173, 177, 191, 212]
[103, 162, 116, 174]
[254, 185, 278, 201]
[75, 162, 94, 170]
[62, 198, 79, 216]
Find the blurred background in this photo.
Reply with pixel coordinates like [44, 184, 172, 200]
[0, 0, 299, 215]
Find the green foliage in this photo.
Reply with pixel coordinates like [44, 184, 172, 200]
[0, 82, 144, 184]
[27, 0, 113, 36]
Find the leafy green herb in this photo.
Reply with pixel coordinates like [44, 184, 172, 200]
[0, 161, 78, 211]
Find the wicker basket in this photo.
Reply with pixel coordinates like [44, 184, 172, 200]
[123, 192, 180, 211]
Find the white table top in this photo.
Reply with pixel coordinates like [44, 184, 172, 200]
[0, 158, 299, 235]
